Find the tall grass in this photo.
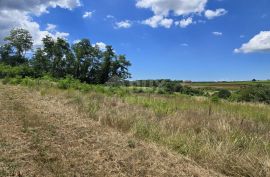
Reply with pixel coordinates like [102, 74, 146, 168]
[2, 77, 270, 176]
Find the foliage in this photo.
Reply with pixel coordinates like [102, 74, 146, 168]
[216, 89, 231, 99]
[4, 28, 33, 57]
[236, 84, 270, 104]
[0, 29, 131, 84]
[0, 64, 35, 78]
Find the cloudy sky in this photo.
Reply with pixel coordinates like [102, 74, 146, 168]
[0, 0, 270, 81]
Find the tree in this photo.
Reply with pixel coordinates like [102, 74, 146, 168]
[97, 45, 115, 84]
[4, 28, 33, 58]
[72, 39, 96, 82]
[112, 55, 131, 80]
[0, 28, 132, 84]
[0, 44, 13, 64]
[53, 38, 72, 78]
[32, 48, 51, 75]
[42, 36, 73, 78]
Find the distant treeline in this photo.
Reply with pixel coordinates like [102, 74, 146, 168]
[0, 28, 131, 84]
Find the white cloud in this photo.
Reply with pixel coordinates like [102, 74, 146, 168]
[234, 31, 270, 53]
[115, 20, 132, 29]
[142, 15, 173, 28]
[0, 0, 80, 47]
[46, 23, 57, 31]
[212, 31, 223, 36]
[83, 11, 93, 18]
[136, 0, 208, 16]
[175, 17, 193, 28]
[73, 39, 81, 44]
[94, 42, 107, 51]
[54, 32, 69, 39]
[205, 8, 227, 19]
[0, 0, 81, 16]
[136, 0, 215, 28]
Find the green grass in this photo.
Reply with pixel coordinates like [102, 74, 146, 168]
[189, 80, 270, 90]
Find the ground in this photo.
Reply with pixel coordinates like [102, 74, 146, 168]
[0, 84, 223, 177]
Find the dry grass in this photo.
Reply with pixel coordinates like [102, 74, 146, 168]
[2, 81, 270, 176]
[44, 88, 270, 177]
[0, 84, 221, 177]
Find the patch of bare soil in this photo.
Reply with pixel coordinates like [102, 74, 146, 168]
[0, 84, 223, 177]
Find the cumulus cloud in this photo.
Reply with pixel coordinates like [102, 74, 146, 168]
[0, 0, 81, 16]
[136, 0, 227, 28]
[83, 11, 93, 18]
[46, 23, 57, 31]
[234, 31, 270, 53]
[142, 15, 173, 28]
[136, 0, 208, 16]
[115, 20, 132, 29]
[0, 0, 80, 47]
[205, 8, 227, 19]
[175, 17, 193, 28]
[212, 31, 223, 36]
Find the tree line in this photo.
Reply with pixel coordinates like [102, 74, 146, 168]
[0, 28, 131, 84]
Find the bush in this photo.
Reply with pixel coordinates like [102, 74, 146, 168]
[211, 95, 220, 103]
[217, 89, 231, 99]
[57, 76, 81, 89]
[0, 64, 35, 78]
[21, 77, 36, 87]
[236, 84, 270, 104]
[182, 86, 204, 96]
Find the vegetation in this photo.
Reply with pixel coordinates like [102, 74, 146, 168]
[0, 28, 131, 84]
[1, 28, 270, 177]
[1, 78, 270, 176]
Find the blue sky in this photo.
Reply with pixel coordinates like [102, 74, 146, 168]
[0, 0, 270, 81]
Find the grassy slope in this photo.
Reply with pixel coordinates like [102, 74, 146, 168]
[0, 84, 221, 177]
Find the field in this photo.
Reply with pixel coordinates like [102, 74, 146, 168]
[187, 80, 270, 90]
[1, 79, 270, 176]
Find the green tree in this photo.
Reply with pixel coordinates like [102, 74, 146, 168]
[4, 28, 33, 58]
[0, 44, 13, 64]
[112, 55, 131, 80]
[31, 48, 51, 76]
[42, 36, 73, 78]
[98, 45, 115, 84]
[72, 39, 96, 82]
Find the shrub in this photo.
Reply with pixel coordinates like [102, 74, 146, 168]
[211, 95, 220, 103]
[57, 76, 81, 89]
[0, 64, 35, 78]
[21, 77, 36, 87]
[236, 84, 270, 104]
[217, 89, 231, 99]
[182, 86, 204, 96]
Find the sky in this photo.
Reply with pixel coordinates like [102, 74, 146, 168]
[0, 0, 270, 81]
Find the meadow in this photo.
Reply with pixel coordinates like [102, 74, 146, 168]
[188, 80, 270, 90]
[1, 77, 270, 176]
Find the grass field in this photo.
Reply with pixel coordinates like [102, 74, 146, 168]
[187, 80, 270, 90]
[1, 79, 270, 176]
